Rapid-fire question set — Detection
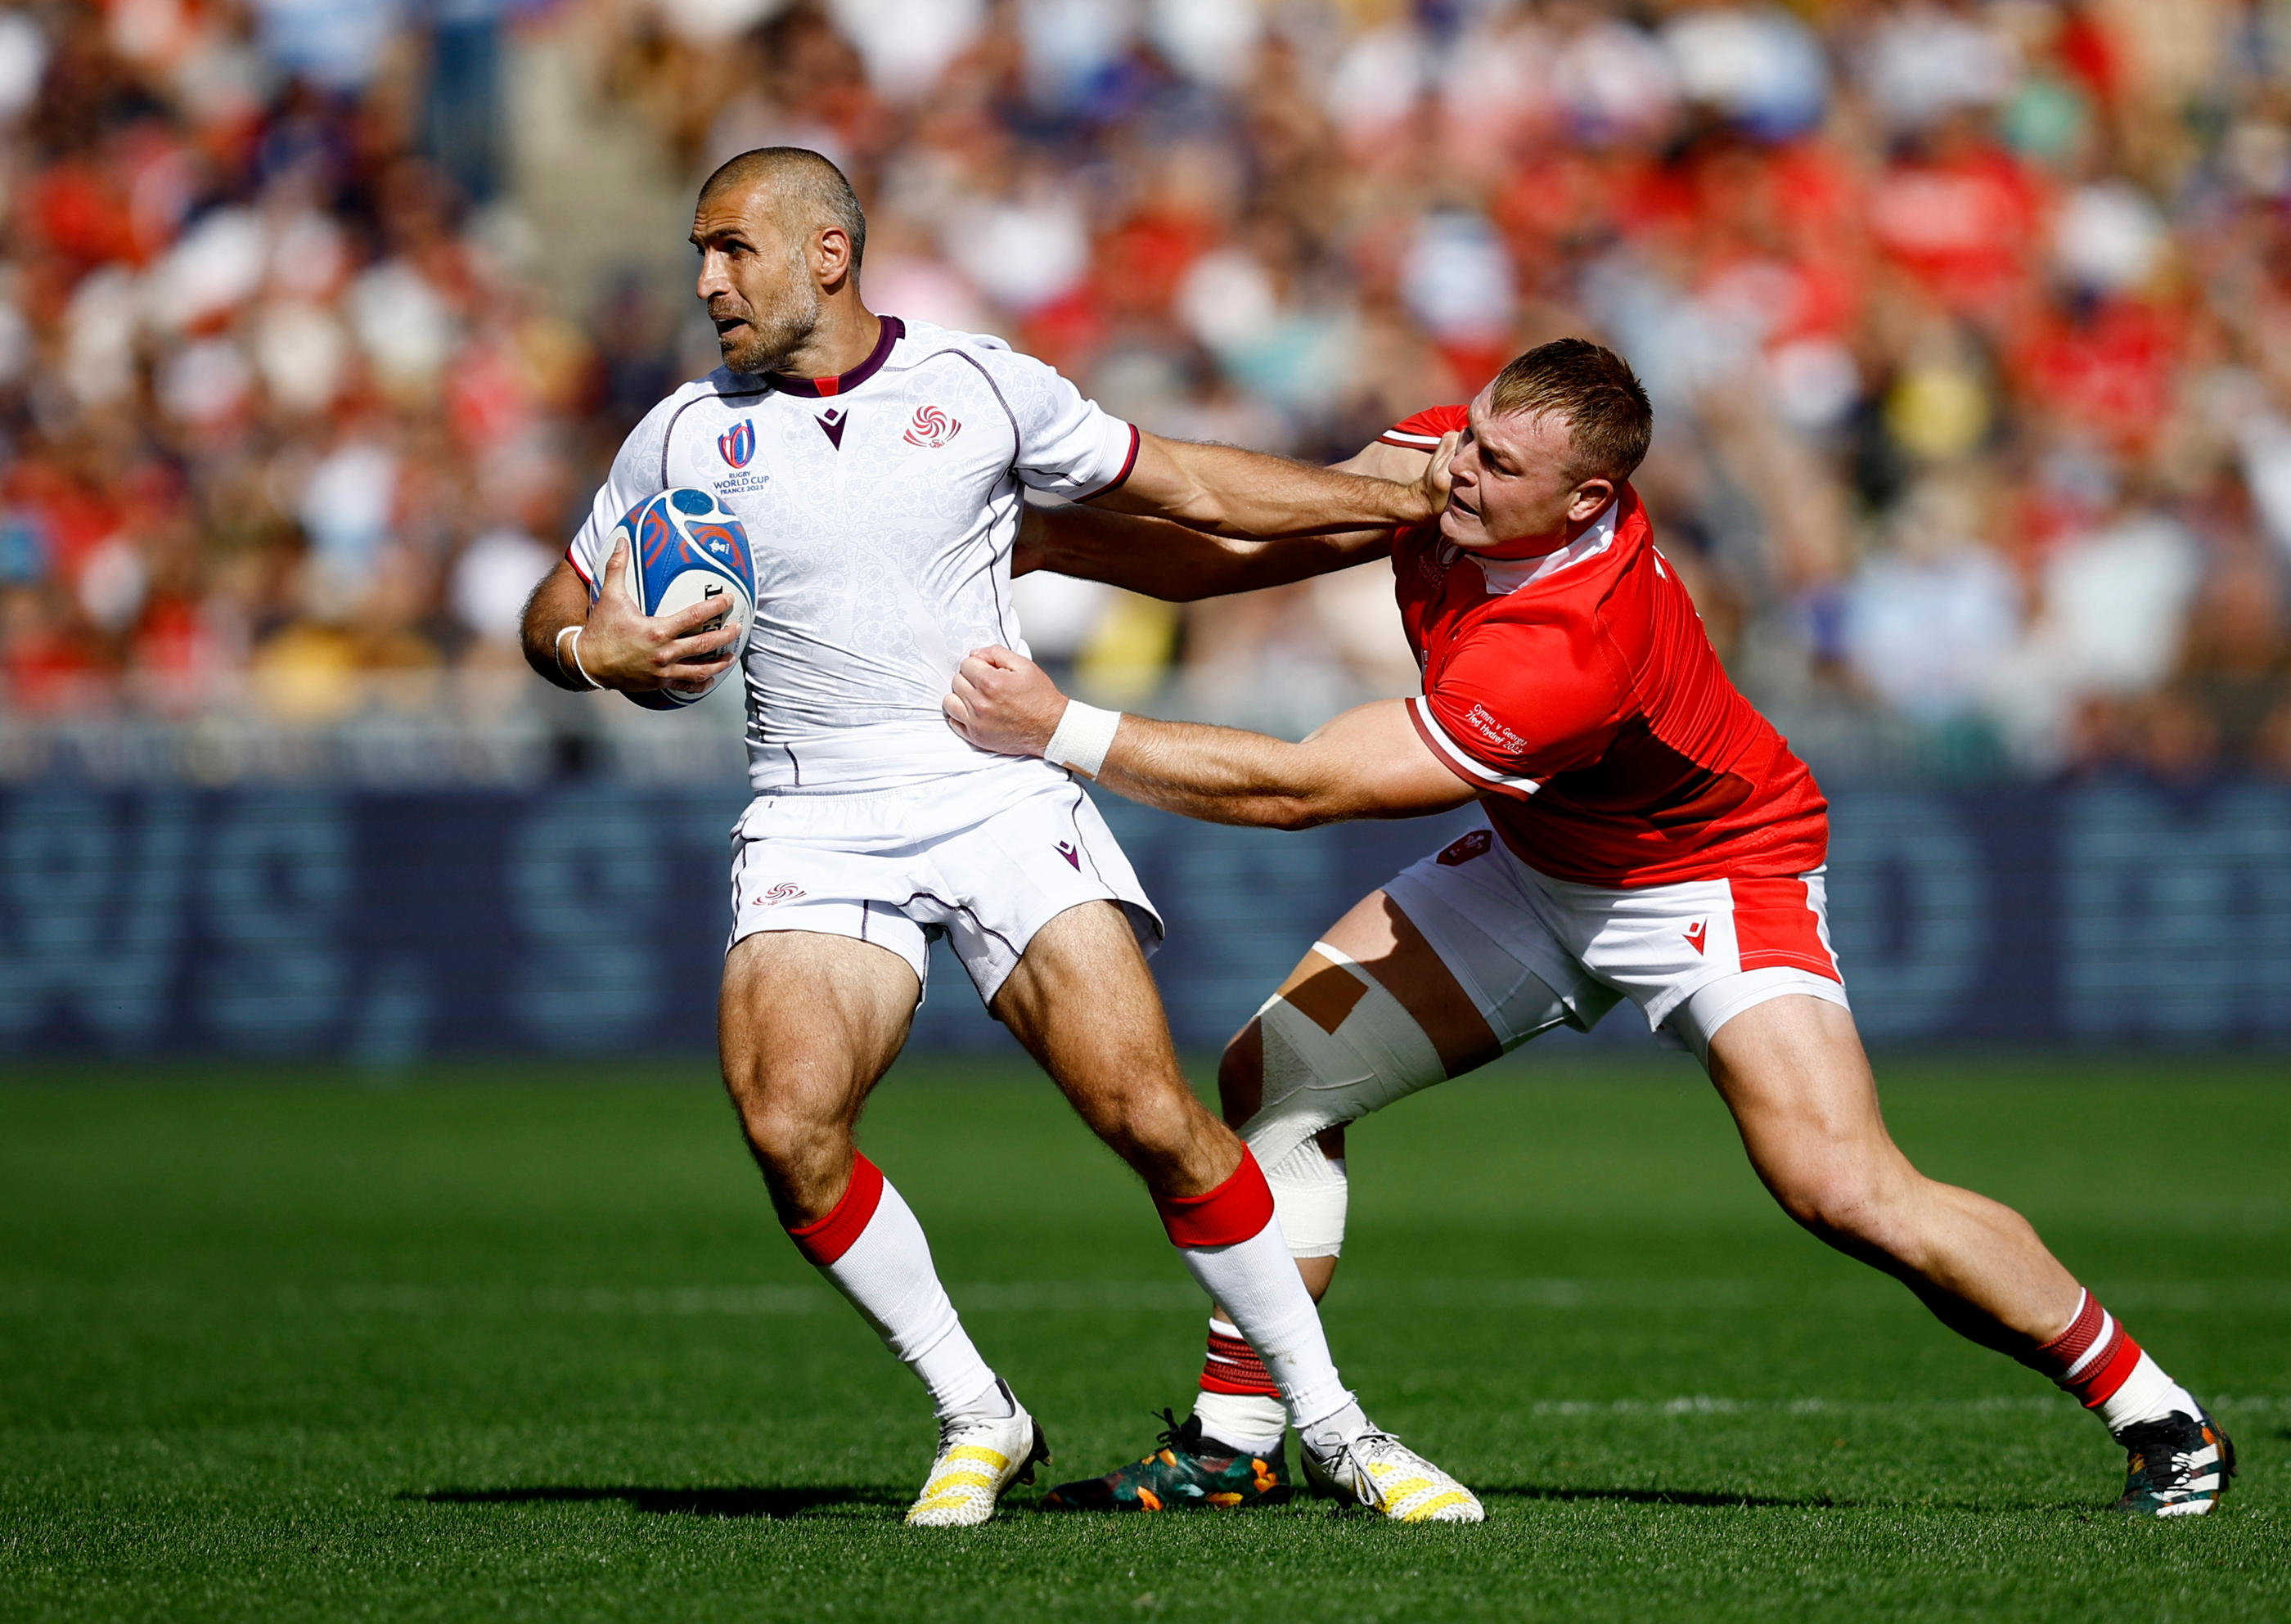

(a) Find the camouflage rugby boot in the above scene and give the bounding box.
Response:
[1040,1410,1289,1512]
[2115,1408,2235,1518]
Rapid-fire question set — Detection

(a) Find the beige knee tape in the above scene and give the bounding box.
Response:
[1240,941,1447,1173]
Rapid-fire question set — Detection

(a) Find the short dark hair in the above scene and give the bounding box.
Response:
[1485,338,1652,484]
[698,146,867,271]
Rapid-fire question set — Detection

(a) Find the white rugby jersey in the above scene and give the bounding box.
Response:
[569,316,1140,793]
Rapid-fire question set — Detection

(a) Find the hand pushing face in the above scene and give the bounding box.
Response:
[1438,389,1618,559]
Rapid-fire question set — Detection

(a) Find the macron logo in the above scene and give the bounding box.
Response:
[1685,920,1708,956]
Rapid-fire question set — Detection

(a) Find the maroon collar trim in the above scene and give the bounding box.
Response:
[767,315,903,398]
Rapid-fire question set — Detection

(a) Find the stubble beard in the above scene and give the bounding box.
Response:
[719,270,822,377]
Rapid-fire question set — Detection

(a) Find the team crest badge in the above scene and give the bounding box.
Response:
[718,418,756,469]
[1437,829,1492,867]
[903,404,960,448]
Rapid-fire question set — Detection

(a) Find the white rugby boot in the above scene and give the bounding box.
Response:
[1301,1427,1484,1523]
[904,1380,1051,1527]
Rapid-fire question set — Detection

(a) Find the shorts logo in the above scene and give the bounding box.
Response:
[756,882,805,905]
[718,418,755,468]
[1054,839,1080,870]
[1437,829,1492,866]
[1685,920,1708,955]
[903,404,960,448]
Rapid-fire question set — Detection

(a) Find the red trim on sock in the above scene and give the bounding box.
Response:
[785,1153,884,1266]
[1154,1150,1275,1249]
[1200,1329,1280,1397]
[2025,1290,2143,1407]
[2076,1330,2144,1409]
[2025,1291,2103,1376]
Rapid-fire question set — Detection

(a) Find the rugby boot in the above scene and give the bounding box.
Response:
[1040,1410,1290,1511]
[2114,1407,2235,1517]
[904,1380,1051,1527]
[1301,1428,1483,1523]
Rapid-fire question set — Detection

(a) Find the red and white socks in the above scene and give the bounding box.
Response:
[2023,1289,2199,1434]
[1152,1149,1369,1456]
[1187,1137,1347,1453]
[784,1152,1009,1424]
[1191,1318,1288,1455]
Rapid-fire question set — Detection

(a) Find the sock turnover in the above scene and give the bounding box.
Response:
[2023,1289,2198,1433]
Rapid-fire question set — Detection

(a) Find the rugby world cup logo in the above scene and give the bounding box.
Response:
[718,418,755,469]
[903,403,960,448]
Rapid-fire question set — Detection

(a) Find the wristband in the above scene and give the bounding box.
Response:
[1042,699,1122,777]
[558,624,602,691]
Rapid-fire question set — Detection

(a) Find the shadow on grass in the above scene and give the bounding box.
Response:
[1483,1484,1848,1509]
[413,1485,907,1520]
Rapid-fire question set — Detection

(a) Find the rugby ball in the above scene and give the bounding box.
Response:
[595,487,757,711]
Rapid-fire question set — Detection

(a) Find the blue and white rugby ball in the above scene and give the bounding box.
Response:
[596,487,757,712]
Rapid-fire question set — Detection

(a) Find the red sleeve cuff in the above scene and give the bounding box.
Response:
[1407,695,1542,802]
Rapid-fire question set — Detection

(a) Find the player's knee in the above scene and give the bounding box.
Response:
[1217,1023,1264,1130]
[1239,969,1446,1157]
[1092,1075,1205,1169]
[1767,1155,1908,1249]
[733,1095,840,1183]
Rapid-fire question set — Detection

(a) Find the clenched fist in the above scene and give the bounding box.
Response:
[943,646,1069,757]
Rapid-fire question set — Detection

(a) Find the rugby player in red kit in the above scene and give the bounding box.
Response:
[951,339,2231,1519]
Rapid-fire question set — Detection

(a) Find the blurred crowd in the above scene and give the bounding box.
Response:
[5,0,2291,781]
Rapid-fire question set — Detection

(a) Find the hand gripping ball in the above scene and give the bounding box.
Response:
[596,488,757,711]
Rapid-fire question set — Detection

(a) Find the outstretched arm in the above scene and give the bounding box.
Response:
[942,646,1474,830]
[1014,502,1393,601]
[1092,430,1454,538]
[1011,438,1439,601]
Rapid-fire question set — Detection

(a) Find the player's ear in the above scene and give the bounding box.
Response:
[1569,477,1615,522]
[813,223,854,288]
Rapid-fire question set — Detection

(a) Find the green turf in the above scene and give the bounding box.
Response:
[2,1053,2285,1622]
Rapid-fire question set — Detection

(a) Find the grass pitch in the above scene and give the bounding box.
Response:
[2,1051,2285,1622]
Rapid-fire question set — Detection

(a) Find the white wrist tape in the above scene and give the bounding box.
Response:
[559,624,602,691]
[1042,699,1121,777]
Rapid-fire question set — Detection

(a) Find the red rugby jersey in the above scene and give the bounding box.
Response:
[1378,405,1829,888]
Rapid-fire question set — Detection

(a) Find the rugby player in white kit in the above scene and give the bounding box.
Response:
[518,148,1481,1526]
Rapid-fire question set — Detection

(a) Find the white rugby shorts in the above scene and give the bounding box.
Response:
[727,759,1161,1004]
[1384,821,1849,1064]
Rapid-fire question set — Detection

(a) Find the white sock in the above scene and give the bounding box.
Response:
[1176,1221,1366,1448]
[791,1158,1001,1424]
[1191,1388,1286,1455]
[2096,1351,2199,1433]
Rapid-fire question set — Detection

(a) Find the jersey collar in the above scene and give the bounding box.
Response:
[1471,494,1621,596]
[765,315,904,398]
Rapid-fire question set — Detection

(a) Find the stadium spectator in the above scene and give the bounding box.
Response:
[0,0,2284,781]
